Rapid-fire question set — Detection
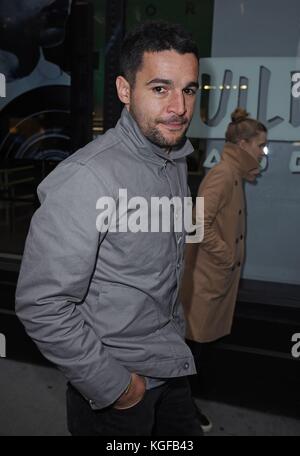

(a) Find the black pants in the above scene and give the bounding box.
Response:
[66,377,203,436]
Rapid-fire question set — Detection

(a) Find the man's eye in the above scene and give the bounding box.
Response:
[153,86,166,94]
[184,88,197,95]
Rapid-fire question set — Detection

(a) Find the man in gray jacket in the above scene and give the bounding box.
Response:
[15,20,201,436]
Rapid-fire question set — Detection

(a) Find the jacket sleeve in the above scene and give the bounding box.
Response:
[15,160,131,409]
[196,165,234,267]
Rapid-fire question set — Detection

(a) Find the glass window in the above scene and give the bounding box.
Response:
[190,0,300,285]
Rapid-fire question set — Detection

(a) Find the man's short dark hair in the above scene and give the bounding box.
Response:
[120,21,199,86]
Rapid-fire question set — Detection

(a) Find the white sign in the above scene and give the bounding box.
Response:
[188,57,300,141]
[204,146,300,173]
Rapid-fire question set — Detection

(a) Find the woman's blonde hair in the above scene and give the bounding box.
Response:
[225,108,267,143]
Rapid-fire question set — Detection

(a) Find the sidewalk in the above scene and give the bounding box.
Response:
[0,358,299,436]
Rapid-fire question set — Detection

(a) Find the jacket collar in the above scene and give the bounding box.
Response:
[115,107,194,164]
[221,142,260,180]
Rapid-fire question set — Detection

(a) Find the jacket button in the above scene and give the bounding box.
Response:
[235,238,239,243]
[237,262,241,267]
[240,235,244,240]
[231,265,235,271]
[239,209,242,215]
[235,180,238,186]
[184,363,189,370]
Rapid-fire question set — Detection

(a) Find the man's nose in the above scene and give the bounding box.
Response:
[168,91,186,116]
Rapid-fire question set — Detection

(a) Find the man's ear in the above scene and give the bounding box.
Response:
[116,76,130,106]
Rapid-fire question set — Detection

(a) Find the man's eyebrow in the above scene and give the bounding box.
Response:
[186,81,199,89]
[146,78,173,86]
[146,79,199,89]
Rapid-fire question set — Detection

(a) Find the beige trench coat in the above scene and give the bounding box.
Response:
[181,142,260,342]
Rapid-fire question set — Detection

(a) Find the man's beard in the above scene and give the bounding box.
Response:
[144,124,188,148]
[130,108,189,148]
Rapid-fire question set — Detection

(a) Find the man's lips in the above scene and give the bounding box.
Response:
[164,123,185,129]
[159,119,188,130]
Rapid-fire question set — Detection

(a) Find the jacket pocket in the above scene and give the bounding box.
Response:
[95,283,160,339]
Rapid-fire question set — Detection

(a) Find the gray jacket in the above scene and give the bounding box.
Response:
[15,108,196,409]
